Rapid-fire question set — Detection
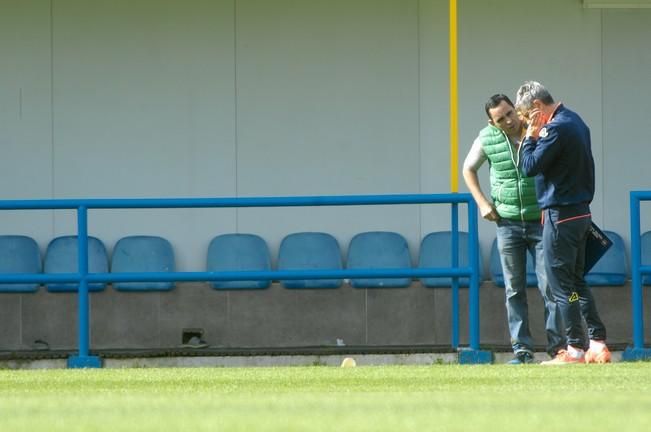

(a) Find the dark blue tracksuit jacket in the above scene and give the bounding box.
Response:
[519,104,595,210]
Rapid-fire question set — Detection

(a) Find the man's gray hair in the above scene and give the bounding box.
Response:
[515,81,554,111]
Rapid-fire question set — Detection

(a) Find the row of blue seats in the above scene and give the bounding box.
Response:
[0,231,474,292]
[0,229,643,293]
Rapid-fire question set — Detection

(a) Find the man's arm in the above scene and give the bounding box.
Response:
[520,126,562,176]
[462,138,500,221]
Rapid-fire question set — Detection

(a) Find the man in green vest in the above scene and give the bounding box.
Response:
[462,94,565,364]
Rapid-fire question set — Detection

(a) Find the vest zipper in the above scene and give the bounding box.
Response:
[505,131,525,222]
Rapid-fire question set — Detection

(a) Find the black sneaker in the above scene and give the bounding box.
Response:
[507,352,534,364]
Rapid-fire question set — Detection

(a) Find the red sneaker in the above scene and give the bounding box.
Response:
[585,346,612,364]
[541,349,585,365]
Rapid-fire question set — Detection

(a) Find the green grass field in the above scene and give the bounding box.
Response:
[1,364,650,431]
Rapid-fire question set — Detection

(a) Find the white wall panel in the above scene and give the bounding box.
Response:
[235,0,421,260]
[418,0,462,240]
[0,0,53,244]
[603,9,651,244]
[51,0,236,269]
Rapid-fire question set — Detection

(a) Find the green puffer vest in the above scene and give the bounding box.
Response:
[478,124,540,221]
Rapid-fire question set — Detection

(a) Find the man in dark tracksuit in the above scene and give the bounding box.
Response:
[516,81,611,364]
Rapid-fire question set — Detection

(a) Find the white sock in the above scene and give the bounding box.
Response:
[590,339,607,352]
[567,345,585,359]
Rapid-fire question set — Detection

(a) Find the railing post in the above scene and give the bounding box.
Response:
[631,194,643,349]
[450,204,459,349]
[458,200,492,364]
[468,200,480,350]
[623,191,651,361]
[67,205,102,368]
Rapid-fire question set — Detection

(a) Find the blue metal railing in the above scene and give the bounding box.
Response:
[629,191,651,351]
[0,193,482,367]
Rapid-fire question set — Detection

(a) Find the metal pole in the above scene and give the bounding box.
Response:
[448,0,458,193]
[77,206,90,358]
[451,203,459,349]
[468,200,480,350]
[631,193,643,349]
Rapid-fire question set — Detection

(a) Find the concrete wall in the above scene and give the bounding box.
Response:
[0,281,645,351]
[1,0,650,351]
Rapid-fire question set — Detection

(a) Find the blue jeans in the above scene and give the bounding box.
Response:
[543,205,607,350]
[496,218,565,356]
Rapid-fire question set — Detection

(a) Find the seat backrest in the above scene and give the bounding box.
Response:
[0,235,41,293]
[44,235,108,292]
[347,231,411,288]
[278,232,342,289]
[111,235,176,291]
[489,237,537,288]
[585,230,627,286]
[207,233,271,289]
[640,231,651,286]
[419,231,484,288]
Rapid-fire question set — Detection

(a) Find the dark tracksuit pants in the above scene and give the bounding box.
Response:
[542,204,607,350]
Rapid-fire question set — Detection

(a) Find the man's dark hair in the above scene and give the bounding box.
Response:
[484,94,514,119]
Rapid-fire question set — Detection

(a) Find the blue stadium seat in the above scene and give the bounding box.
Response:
[489,238,537,288]
[640,231,651,286]
[44,235,108,292]
[278,232,342,289]
[585,230,627,286]
[0,235,41,293]
[111,235,176,291]
[347,231,411,288]
[207,234,271,289]
[419,231,484,288]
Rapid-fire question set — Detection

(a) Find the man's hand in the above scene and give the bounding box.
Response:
[462,164,500,223]
[479,203,500,222]
[525,108,545,139]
